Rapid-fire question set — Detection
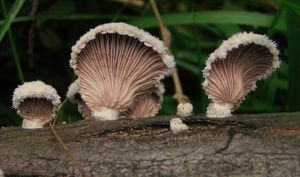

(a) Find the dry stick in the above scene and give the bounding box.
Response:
[49,122,87,177]
[149,0,189,104]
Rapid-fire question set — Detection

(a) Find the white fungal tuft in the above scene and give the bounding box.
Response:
[176,103,193,117]
[66,79,80,103]
[92,107,119,121]
[206,103,232,118]
[12,80,61,110]
[170,118,189,134]
[22,119,44,129]
[70,22,175,74]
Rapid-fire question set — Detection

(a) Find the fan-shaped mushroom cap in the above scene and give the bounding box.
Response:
[66,80,92,119]
[69,22,175,120]
[125,82,164,118]
[12,81,61,129]
[203,32,280,118]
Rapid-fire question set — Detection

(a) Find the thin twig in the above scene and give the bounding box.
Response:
[149,0,189,103]
[49,122,87,177]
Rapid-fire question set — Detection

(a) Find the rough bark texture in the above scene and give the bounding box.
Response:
[0,112,299,177]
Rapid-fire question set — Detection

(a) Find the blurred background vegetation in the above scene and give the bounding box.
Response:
[0,0,299,126]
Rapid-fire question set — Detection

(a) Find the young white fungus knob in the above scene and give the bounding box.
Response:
[70,22,175,120]
[12,80,61,129]
[203,32,280,118]
[176,102,193,117]
[170,118,189,134]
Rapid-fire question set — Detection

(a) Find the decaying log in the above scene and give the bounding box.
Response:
[0,112,299,177]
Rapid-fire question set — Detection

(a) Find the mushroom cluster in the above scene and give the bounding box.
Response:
[12,81,61,129]
[203,32,280,118]
[69,22,175,120]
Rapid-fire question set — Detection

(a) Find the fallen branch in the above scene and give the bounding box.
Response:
[0,112,299,176]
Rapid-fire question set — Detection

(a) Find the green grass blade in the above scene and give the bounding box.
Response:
[0,0,26,42]
[0,16,31,25]
[0,14,134,26]
[286,0,300,111]
[0,0,24,82]
[129,11,286,31]
[284,1,300,15]
[267,4,284,36]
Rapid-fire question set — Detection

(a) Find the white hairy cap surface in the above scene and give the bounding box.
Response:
[202,32,280,116]
[177,103,193,117]
[66,79,80,103]
[170,118,189,134]
[12,80,61,109]
[206,103,233,118]
[70,22,175,73]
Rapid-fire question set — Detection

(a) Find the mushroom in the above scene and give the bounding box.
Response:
[125,82,164,118]
[69,22,175,120]
[12,81,61,129]
[203,32,280,118]
[66,80,92,119]
[170,118,189,134]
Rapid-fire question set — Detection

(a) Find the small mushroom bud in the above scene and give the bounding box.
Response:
[125,82,164,118]
[70,22,175,120]
[12,81,61,129]
[66,80,92,119]
[177,103,193,117]
[170,118,189,134]
[203,32,280,118]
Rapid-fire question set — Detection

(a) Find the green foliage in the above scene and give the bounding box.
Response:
[286,0,300,111]
[0,0,293,126]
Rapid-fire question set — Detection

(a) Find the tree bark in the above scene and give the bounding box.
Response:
[0,112,299,177]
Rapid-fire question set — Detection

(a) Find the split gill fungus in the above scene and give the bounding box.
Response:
[70,22,175,120]
[12,81,61,129]
[203,32,280,118]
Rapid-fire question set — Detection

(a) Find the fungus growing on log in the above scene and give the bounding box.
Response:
[170,118,189,134]
[177,103,193,117]
[66,80,92,119]
[12,81,61,129]
[125,82,164,118]
[203,32,280,118]
[70,22,174,120]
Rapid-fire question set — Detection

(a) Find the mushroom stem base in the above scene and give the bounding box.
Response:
[206,103,233,118]
[22,119,44,129]
[92,107,119,121]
